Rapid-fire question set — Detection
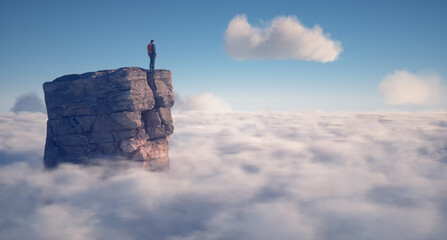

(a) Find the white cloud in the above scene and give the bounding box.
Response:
[11,92,46,113]
[173,93,231,113]
[0,112,46,167]
[224,15,342,62]
[378,70,444,105]
[1,111,447,239]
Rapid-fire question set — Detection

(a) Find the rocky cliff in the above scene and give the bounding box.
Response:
[43,67,174,170]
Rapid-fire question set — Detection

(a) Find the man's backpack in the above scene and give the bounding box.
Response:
[147,43,153,55]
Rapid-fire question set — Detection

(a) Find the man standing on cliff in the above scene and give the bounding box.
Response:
[147,40,157,70]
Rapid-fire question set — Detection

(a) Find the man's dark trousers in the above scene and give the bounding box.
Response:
[150,54,155,70]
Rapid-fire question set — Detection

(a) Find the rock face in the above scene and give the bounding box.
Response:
[43,67,174,170]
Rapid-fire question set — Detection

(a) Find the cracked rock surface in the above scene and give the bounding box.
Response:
[43,67,174,170]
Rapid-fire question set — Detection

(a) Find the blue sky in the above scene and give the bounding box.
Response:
[1,0,446,112]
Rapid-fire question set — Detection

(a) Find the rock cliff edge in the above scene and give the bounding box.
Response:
[43,67,174,170]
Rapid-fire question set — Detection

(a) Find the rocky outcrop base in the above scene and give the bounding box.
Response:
[43,67,174,170]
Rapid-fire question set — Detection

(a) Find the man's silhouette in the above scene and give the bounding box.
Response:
[147,40,157,70]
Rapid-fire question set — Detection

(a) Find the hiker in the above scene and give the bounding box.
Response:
[147,40,157,70]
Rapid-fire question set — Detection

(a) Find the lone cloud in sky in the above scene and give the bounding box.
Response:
[224,14,342,62]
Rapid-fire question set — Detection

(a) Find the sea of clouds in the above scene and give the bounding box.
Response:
[1,107,447,239]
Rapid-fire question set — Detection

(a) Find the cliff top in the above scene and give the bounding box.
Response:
[50,67,170,83]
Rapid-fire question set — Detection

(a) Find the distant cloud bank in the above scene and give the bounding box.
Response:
[10,92,46,113]
[378,70,444,105]
[224,14,342,62]
[173,93,231,113]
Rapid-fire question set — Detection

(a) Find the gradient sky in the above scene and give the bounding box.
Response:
[1,0,446,112]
